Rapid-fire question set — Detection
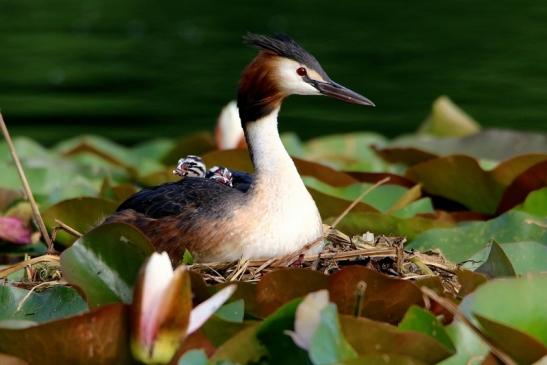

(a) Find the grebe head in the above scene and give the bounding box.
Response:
[238,33,374,123]
[173,155,206,177]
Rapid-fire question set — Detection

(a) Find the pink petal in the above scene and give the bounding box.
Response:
[0,216,32,244]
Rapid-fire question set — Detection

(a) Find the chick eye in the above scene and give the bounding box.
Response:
[296,67,307,76]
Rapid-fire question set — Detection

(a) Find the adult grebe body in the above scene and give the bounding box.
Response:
[107,33,374,262]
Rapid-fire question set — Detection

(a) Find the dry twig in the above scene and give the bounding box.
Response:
[0,113,54,252]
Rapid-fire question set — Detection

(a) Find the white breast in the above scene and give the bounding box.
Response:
[224,108,323,260]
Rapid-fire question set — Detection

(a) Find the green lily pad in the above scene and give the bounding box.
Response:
[475,241,516,278]
[0,285,87,323]
[303,177,409,213]
[474,314,547,364]
[43,197,118,246]
[407,211,547,263]
[460,274,547,345]
[60,223,154,306]
[438,321,489,365]
[398,305,455,352]
[406,155,502,214]
[256,299,311,365]
[310,304,357,365]
[518,187,547,217]
[417,96,480,137]
[329,212,453,239]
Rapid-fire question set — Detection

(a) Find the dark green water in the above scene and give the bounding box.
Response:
[1,0,547,144]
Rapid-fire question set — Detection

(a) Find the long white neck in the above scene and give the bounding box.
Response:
[245,107,297,178]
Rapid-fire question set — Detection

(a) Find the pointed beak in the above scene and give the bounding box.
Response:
[315,80,375,107]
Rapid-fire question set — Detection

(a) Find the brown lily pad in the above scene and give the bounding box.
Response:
[328,266,423,324]
[0,304,133,365]
[255,269,328,317]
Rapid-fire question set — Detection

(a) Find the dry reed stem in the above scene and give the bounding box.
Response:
[421,287,517,365]
[51,219,83,241]
[0,112,54,252]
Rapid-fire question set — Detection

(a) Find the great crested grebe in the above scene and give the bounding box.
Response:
[107,33,374,262]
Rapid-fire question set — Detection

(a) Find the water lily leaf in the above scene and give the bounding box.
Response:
[386,130,547,162]
[391,198,434,218]
[303,132,389,171]
[417,96,480,137]
[256,299,311,365]
[309,304,357,365]
[210,324,266,364]
[373,146,439,166]
[398,305,455,352]
[490,154,547,186]
[0,285,87,323]
[341,354,427,365]
[518,187,547,217]
[281,132,305,157]
[43,197,118,246]
[60,223,154,306]
[0,217,31,245]
[215,299,244,323]
[496,160,547,214]
[256,269,328,317]
[178,349,208,365]
[310,188,377,219]
[456,269,488,298]
[0,189,23,212]
[386,184,422,214]
[406,155,502,214]
[340,315,453,364]
[131,138,175,162]
[460,274,547,345]
[203,149,362,188]
[202,149,253,172]
[474,314,547,364]
[0,353,28,365]
[475,241,516,278]
[346,171,416,188]
[407,211,547,263]
[0,303,133,365]
[162,132,216,165]
[329,212,453,239]
[438,321,489,365]
[304,177,408,213]
[328,266,423,324]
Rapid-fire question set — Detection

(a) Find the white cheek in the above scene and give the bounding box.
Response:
[276,60,320,96]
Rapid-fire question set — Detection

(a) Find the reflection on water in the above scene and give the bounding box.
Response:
[1,0,546,143]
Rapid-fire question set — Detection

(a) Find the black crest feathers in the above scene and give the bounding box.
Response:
[243,33,328,79]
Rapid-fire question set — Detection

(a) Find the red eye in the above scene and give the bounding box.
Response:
[296,67,307,76]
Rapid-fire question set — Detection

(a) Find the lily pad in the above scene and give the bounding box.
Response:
[460,274,547,345]
[43,197,118,246]
[0,285,88,323]
[60,223,154,306]
[328,266,423,324]
[330,212,453,239]
[407,211,547,263]
[398,305,455,352]
[518,187,547,217]
[0,303,133,365]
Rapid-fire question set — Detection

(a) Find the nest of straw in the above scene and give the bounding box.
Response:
[189,226,460,295]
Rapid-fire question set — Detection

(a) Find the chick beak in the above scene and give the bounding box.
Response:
[315,80,375,107]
